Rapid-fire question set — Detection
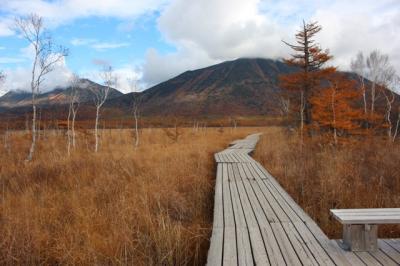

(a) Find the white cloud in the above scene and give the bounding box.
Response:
[0,17,14,37]
[70,38,97,46]
[311,0,400,72]
[142,46,217,86]
[1,0,399,90]
[142,0,290,85]
[2,57,72,94]
[141,0,400,85]
[81,64,142,93]
[0,57,25,64]
[0,0,169,31]
[91,42,130,51]
[71,38,130,51]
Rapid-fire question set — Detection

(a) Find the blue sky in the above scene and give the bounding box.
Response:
[0,0,399,94]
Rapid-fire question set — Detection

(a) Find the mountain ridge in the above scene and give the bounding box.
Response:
[0,57,395,118]
[0,79,123,108]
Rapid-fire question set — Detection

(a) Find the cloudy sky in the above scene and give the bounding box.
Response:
[0,0,399,94]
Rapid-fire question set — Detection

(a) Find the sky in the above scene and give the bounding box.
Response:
[0,0,399,95]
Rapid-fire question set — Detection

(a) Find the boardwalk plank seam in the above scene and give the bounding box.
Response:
[207,134,398,266]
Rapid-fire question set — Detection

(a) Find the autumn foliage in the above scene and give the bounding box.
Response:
[280,21,400,143]
[311,73,363,143]
[280,21,334,128]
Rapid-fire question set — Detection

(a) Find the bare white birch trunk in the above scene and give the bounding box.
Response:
[94,106,100,152]
[134,109,139,147]
[331,89,337,145]
[393,113,400,142]
[67,103,72,156]
[300,91,305,145]
[72,110,77,148]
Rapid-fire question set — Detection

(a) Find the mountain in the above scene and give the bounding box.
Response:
[1,57,395,119]
[108,58,296,116]
[0,79,123,108]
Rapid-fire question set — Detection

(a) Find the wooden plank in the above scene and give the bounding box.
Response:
[366,250,397,266]
[354,252,383,265]
[291,222,335,266]
[209,134,400,266]
[280,222,318,265]
[249,155,355,265]
[378,240,400,264]
[271,222,303,265]
[242,168,279,222]
[329,240,365,266]
[227,164,253,265]
[253,162,322,225]
[331,208,400,224]
[207,228,223,266]
[223,227,238,265]
[238,164,285,265]
[332,208,400,213]
[385,239,400,253]
[233,164,269,265]
[245,163,291,223]
[249,163,303,224]
[213,164,224,228]
[221,163,237,265]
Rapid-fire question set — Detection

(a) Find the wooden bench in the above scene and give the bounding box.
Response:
[331,208,400,251]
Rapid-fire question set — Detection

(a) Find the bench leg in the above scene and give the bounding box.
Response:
[341,224,378,251]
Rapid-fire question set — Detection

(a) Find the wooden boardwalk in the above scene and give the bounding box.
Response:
[207,133,400,265]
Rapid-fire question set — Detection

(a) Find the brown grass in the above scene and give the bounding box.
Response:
[254,127,400,239]
[0,126,259,265]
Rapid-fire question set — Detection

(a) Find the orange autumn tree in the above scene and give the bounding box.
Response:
[280,21,334,135]
[311,73,363,144]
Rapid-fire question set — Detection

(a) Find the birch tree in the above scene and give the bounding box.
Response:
[310,73,362,144]
[366,50,395,116]
[89,65,115,152]
[67,74,80,155]
[389,76,400,142]
[15,14,68,161]
[393,106,400,142]
[128,77,142,148]
[351,52,367,114]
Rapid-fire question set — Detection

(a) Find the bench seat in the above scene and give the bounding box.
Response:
[331,208,400,252]
[331,208,400,224]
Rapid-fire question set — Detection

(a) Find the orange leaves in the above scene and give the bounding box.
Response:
[311,73,363,136]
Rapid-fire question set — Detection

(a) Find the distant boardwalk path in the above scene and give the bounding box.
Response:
[207,133,400,266]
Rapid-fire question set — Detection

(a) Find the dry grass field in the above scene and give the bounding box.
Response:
[0,127,259,265]
[2,125,400,265]
[254,127,400,239]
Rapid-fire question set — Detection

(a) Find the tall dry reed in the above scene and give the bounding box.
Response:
[254,127,400,239]
[0,127,258,265]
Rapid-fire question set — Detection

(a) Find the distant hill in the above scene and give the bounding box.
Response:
[109,58,296,116]
[1,58,396,120]
[0,79,123,108]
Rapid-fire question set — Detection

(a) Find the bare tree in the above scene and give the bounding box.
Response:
[89,65,115,152]
[128,77,143,148]
[15,14,68,161]
[383,75,400,142]
[351,52,367,114]
[393,108,400,142]
[67,74,81,155]
[366,50,395,116]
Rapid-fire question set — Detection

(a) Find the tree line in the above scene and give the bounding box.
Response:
[280,21,399,144]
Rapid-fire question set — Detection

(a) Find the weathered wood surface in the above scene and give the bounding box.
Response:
[331,208,400,224]
[331,209,400,252]
[207,133,400,265]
